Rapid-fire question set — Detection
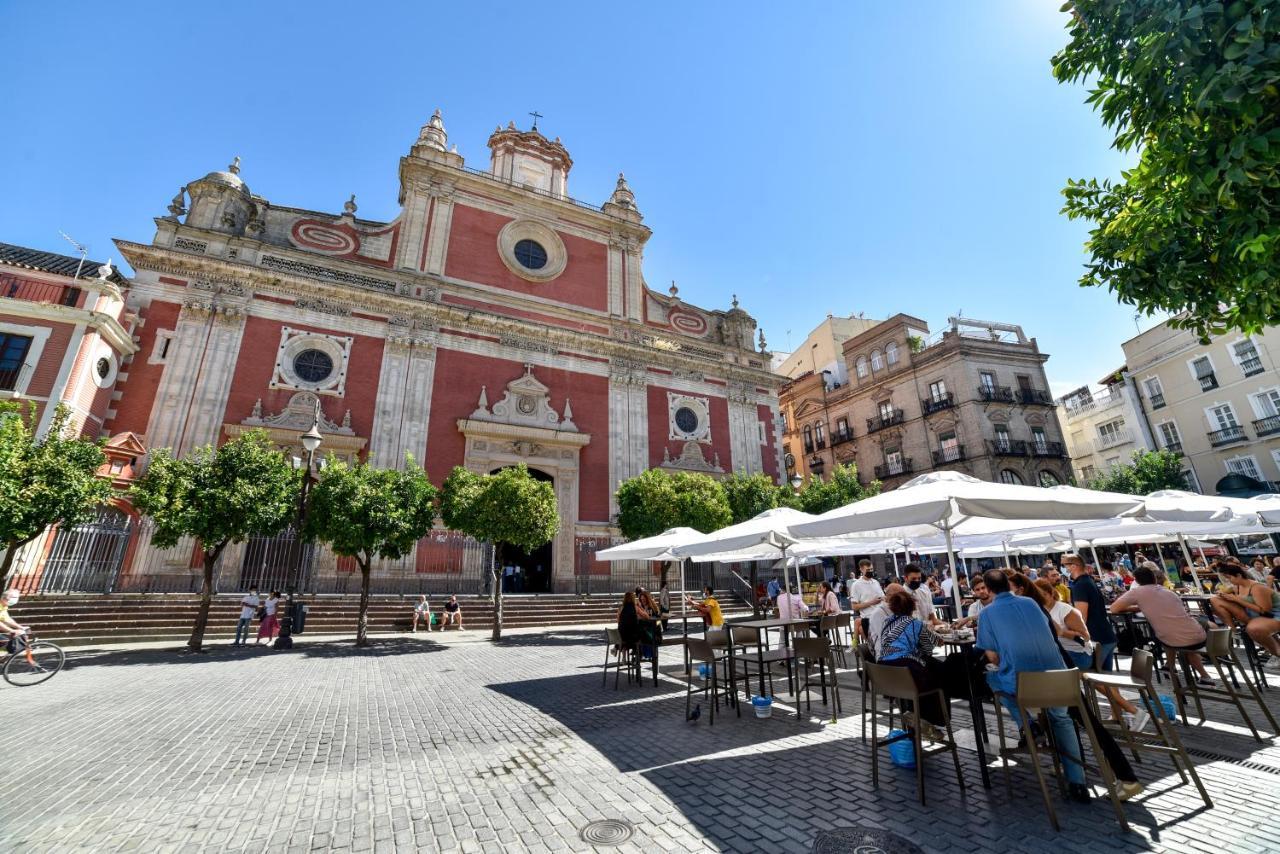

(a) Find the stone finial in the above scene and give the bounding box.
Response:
[341,410,352,429]
[508,120,517,130]
[167,186,187,219]
[96,259,114,281]
[228,156,241,175]
[251,398,263,419]
[344,194,358,216]
[418,108,448,152]
[731,294,740,310]
[607,172,637,211]
[758,328,767,352]
[669,280,679,299]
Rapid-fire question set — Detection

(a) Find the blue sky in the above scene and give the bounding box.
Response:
[1,1,1143,395]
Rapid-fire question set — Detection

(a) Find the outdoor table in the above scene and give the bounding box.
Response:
[932,633,993,789]
[729,617,808,698]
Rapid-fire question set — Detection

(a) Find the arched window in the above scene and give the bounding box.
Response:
[870,349,883,371]
[803,425,813,451]
[855,356,868,378]
[886,341,899,365]
[815,422,826,445]
[999,469,1023,485]
[1038,470,1061,487]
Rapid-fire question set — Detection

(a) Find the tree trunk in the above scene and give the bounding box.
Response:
[356,557,371,647]
[187,546,221,652]
[491,544,504,642]
[659,560,670,591]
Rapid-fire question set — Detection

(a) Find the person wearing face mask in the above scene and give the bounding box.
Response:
[848,559,885,639]
[902,564,939,626]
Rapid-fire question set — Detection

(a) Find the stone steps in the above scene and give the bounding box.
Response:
[13,591,750,646]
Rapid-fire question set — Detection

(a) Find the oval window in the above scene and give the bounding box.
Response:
[95,357,111,379]
[513,239,548,270]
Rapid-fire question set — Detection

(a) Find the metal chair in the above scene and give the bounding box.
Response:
[1082,649,1212,808]
[865,659,965,806]
[992,669,1129,833]
[793,636,842,722]
[819,614,850,668]
[685,637,739,725]
[1168,627,1277,741]
[603,628,638,689]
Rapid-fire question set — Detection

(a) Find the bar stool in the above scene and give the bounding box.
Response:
[1082,649,1212,808]
[1168,627,1277,742]
[864,659,965,806]
[684,638,739,725]
[992,669,1129,833]
[793,636,842,722]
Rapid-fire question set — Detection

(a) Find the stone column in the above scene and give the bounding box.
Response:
[607,358,650,517]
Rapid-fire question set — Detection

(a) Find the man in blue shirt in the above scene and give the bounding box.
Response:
[975,569,1090,801]
[766,577,781,605]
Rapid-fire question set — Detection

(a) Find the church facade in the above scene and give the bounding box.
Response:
[82,112,780,593]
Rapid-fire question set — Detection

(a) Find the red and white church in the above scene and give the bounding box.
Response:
[32,112,782,593]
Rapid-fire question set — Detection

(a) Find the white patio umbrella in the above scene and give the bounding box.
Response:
[670,507,820,605]
[595,527,706,634]
[1252,494,1280,525]
[789,471,1146,617]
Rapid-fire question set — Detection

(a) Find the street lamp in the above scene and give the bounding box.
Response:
[275,403,322,649]
[789,473,803,492]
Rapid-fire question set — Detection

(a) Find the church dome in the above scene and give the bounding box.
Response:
[196,157,249,195]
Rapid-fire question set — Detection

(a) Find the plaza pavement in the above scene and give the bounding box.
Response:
[4,623,1280,854]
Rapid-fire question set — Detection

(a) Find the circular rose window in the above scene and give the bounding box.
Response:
[674,406,700,434]
[513,239,548,270]
[293,349,334,383]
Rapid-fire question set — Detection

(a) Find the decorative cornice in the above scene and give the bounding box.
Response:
[456,417,591,447]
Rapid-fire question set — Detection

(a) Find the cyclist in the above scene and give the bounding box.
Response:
[0,589,28,656]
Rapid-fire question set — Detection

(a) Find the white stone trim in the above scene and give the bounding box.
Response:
[668,392,711,442]
[496,219,567,282]
[0,320,53,398]
[270,326,353,398]
[147,329,176,365]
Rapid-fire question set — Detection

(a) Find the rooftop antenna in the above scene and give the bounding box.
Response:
[1133,312,1142,332]
[786,329,792,350]
[58,231,89,282]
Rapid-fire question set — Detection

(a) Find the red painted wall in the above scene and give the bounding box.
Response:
[105,300,180,438]
[425,347,611,522]
[220,316,385,448]
[758,403,779,479]
[0,314,75,398]
[646,385,733,473]
[443,204,608,313]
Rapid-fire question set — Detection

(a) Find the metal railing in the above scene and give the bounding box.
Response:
[1148,392,1166,409]
[458,164,605,213]
[1163,440,1183,453]
[1031,441,1066,458]
[830,429,854,446]
[932,445,965,466]
[867,409,905,433]
[1207,425,1247,446]
[1240,356,1264,377]
[1094,429,1133,452]
[978,385,1014,404]
[1197,373,1219,392]
[1017,388,1054,406]
[921,393,954,415]
[1253,415,1280,438]
[988,438,1028,457]
[0,363,31,393]
[875,459,913,479]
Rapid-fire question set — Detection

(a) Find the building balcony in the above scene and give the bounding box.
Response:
[921,393,955,416]
[1148,392,1166,410]
[988,439,1028,457]
[1241,357,1264,377]
[932,445,965,466]
[1197,373,1219,392]
[830,429,854,447]
[1207,425,1247,447]
[875,459,913,480]
[814,437,827,450]
[978,385,1015,404]
[1031,441,1066,458]
[866,409,905,433]
[1063,390,1126,418]
[1163,441,1183,453]
[1254,415,1280,438]
[1017,388,1054,406]
[1,273,82,308]
[802,441,815,454]
[1093,429,1133,452]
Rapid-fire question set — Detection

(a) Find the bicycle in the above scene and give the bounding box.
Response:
[3,630,65,687]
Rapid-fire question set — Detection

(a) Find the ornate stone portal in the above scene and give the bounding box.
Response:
[457,365,590,591]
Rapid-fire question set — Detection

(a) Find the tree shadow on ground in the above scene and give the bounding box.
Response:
[494,630,605,648]
[61,637,445,669]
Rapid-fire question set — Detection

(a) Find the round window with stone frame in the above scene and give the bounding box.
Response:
[675,406,700,435]
[513,239,548,271]
[497,220,568,282]
[293,348,335,384]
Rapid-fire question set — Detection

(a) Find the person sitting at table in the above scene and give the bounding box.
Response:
[816,580,841,616]
[1248,558,1269,584]
[685,585,724,629]
[955,574,992,629]
[1110,563,1213,686]
[975,570,1093,804]
[863,582,905,656]
[1029,577,1095,670]
[1211,563,1280,673]
[617,590,641,653]
[877,589,946,739]
[902,564,940,626]
[775,583,810,622]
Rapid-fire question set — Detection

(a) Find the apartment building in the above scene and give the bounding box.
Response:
[1057,372,1156,483]
[779,314,1071,489]
[1122,320,1280,494]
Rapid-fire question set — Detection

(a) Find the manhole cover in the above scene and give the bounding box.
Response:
[579,819,634,846]
[812,826,925,854]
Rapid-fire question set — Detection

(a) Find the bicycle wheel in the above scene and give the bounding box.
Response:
[4,641,66,686]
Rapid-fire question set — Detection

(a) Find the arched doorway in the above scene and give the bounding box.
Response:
[491,466,555,593]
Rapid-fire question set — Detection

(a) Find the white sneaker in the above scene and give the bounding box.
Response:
[1264,657,1280,673]
[1129,708,1151,732]
[1113,780,1145,802]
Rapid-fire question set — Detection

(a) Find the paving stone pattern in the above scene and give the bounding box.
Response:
[4,628,1280,853]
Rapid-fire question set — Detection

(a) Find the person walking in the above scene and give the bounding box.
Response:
[412,595,433,633]
[235,586,260,646]
[256,590,281,644]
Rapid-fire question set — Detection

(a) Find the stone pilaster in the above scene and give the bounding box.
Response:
[607,358,650,516]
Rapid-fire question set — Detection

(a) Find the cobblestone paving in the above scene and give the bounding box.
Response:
[4,628,1280,853]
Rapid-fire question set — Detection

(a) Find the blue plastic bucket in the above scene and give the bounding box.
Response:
[887,729,916,768]
[751,696,773,718]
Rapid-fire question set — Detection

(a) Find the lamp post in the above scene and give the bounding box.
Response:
[275,405,323,649]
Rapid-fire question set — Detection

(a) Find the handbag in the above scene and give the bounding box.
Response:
[255,605,267,621]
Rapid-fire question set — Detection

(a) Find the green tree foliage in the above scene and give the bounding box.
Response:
[721,470,786,524]
[615,468,732,589]
[0,403,114,589]
[1055,1,1280,339]
[131,430,298,651]
[306,457,438,646]
[440,464,559,641]
[1085,449,1191,495]
[792,463,880,515]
